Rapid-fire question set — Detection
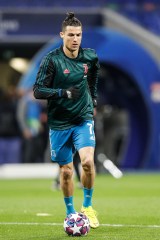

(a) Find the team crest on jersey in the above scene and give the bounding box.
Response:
[63,69,70,74]
[83,64,88,75]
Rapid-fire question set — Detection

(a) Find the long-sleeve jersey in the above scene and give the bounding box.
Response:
[33,46,100,130]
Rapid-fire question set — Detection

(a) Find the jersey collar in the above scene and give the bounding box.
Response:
[60,45,83,60]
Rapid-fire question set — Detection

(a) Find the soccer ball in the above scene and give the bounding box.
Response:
[63,212,90,236]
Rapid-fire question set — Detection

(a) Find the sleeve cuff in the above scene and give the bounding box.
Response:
[58,89,62,97]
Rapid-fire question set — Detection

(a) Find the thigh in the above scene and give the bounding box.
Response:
[72,120,96,151]
[49,128,74,165]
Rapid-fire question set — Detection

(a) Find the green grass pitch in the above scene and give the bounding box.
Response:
[1,173,160,239]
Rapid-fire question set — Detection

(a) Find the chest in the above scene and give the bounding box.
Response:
[53,57,91,87]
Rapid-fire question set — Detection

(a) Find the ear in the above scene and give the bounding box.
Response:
[60,32,64,39]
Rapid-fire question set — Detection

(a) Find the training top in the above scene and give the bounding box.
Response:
[33,46,100,130]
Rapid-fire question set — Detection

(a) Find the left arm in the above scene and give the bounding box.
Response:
[87,53,100,107]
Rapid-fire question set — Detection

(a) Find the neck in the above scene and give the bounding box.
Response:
[63,46,79,58]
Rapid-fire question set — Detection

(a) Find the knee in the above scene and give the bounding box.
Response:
[60,166,73,181]
[81,156,94,173]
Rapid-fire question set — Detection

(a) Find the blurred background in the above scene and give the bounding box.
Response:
[0,0,160,178]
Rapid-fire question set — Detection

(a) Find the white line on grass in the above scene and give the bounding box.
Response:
[0,222,160,228]
[0,222,62,226]
[36,213,52,217]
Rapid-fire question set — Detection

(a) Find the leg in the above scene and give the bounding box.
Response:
[22,138,33,163]
[59,162,74,197]
[79,146,95,207]
[49,128,76,215]
[78,146,95,189]
[79,146,99,228]
[59,162,76,215]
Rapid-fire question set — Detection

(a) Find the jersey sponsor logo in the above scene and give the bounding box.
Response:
[63,69,70,74]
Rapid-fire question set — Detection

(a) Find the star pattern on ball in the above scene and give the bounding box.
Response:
[64,212,90,236]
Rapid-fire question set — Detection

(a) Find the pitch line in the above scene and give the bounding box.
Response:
[0,222,160,228]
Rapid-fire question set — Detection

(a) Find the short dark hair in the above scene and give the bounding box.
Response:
[62,12,82,31]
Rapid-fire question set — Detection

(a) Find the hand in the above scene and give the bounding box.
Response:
[62,86,80,99]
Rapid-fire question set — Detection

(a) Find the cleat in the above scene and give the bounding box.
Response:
[81,206,99,228]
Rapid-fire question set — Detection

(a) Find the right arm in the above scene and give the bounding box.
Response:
[33,55,60,99]
[33,55,80,100]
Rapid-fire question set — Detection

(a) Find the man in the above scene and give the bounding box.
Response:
[33,12,100,228]
[17,90,47,163]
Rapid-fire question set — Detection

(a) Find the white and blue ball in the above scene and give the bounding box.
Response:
[64,212,90,236]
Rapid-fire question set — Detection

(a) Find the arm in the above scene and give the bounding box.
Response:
[33,55,80,100]
[33,55,59,99]
[87,54,100,107]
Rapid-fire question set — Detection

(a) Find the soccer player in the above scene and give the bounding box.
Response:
[33,12,100,228]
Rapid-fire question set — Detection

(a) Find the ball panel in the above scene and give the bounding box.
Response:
[64,212,90,236]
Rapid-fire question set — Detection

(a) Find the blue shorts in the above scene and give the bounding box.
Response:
[49,120,96,166]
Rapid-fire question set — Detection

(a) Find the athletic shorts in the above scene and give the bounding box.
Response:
[49,120,95,166]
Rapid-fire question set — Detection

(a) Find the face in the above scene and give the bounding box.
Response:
[60,26,82,54]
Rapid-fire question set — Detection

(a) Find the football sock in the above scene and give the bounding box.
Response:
[83,188,93,207]
[64,196,76,215]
